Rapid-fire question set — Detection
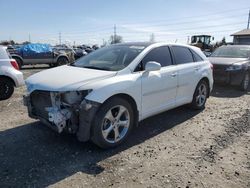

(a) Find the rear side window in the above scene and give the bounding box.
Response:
[142,46,173,67]
[191,50,204,62]
[172,46,194,64]
[0,47,9,59]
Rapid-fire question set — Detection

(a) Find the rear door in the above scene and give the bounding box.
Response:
[140,46,178,118]
[170,46,202,105]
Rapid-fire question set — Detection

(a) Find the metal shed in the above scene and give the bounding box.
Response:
[231,29,250,45]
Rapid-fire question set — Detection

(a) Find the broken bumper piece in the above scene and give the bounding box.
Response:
[23,91,100,141]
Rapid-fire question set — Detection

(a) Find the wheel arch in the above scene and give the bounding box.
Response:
[56,55,70,62]
[0,75,16,87]
[11,55,23,65]
[199,77,210,97]
[105,93,138,112]
[96,93,139,126]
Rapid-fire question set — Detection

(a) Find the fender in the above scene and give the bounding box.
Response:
[84,73,142,113]
[55,54,71,63]
[0,66,24,87]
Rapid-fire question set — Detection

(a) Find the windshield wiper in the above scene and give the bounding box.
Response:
[82,66,110,71]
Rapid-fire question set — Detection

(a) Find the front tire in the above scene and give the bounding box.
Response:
[91,97,134,149]
[0,78,14,100]
[190,80,209,110]
[240,72,249,91]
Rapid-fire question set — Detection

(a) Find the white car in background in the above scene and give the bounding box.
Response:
[0,46,24,100]
[24,42,213,148]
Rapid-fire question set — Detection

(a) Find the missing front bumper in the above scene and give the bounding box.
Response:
[23,93,100,141]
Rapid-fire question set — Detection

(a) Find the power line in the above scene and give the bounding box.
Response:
[117,7,250,25]
[30,9,250,40]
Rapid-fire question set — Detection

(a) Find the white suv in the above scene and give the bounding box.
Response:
[24,42,213,148]
[0,46,24,100]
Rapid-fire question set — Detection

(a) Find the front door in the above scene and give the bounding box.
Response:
[140,46,178,119]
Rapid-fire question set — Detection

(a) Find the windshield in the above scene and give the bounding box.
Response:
[73,45,145,71]
[211,46,250,58]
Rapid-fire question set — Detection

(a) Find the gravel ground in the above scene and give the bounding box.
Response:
[0,65,249,188]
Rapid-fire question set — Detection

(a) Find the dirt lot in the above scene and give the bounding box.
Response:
[0,66,249,188]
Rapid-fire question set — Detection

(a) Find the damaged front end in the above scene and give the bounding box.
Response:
[23,90,100,142]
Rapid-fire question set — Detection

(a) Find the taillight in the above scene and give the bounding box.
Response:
[210,63,213,70]
[10,60,19,70]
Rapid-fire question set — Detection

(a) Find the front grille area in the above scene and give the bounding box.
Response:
[212,64,230,83]
[30,90,52,119]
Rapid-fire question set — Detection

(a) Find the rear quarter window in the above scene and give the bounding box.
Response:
[0,47,10,59]
[172,46,194,64]
[191,50,204,62]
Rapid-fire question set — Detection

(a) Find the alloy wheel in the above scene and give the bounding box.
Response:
[196,83,207,107]
[101,105,130,144]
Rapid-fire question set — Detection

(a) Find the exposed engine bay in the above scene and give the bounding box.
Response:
[23,90,99,142]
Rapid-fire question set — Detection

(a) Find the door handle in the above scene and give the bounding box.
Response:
[171,73,177,77]
[194,67,200,71]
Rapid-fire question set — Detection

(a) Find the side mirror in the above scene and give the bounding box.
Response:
[145,61,161,72]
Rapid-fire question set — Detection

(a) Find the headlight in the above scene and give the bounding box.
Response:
[61,90,92,105]
[226,63,243,71]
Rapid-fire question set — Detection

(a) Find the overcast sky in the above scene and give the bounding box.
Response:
[0,0,249,45]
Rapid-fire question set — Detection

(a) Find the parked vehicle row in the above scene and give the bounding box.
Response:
[6,44,99,67]
[23,42,213,148]
[9,43,75,68]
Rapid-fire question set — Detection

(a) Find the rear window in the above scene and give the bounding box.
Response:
[0,47,10,59]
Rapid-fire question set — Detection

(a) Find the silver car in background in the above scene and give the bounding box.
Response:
[0,46,24,100]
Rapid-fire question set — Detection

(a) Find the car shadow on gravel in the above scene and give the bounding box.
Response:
[0,107,201,187]
[211,84,250,98]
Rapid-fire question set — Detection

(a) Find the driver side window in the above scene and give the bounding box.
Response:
[135,46,173,71]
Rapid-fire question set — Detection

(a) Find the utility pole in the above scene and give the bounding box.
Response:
[29,34,31,43]
[59,32,62,45]
[114,24,117,44]
[247,9,250,29]
[187,36,190,44]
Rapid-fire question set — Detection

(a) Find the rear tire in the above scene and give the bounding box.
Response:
[57,57,69,66]
[0,77,14,100]
[190,80,209,110]
[91,97,134,149]
[240,72,249,91]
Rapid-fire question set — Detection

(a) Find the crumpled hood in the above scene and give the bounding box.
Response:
[26,65,117,93]
[208,57,248,65]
